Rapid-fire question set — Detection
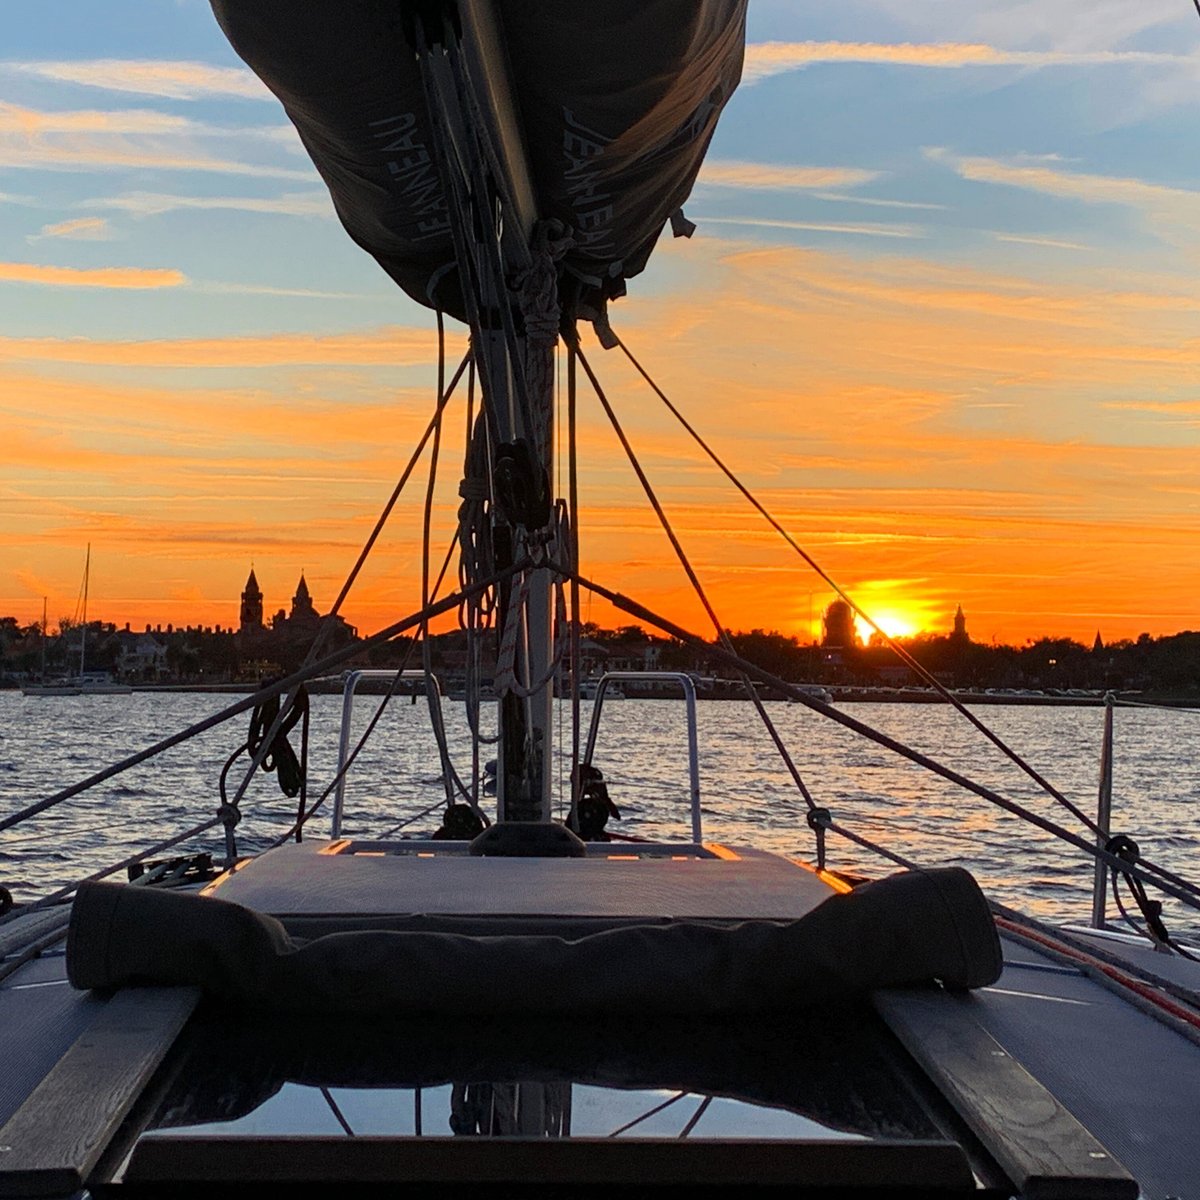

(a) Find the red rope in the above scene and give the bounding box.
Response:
[994,914,1200,1032]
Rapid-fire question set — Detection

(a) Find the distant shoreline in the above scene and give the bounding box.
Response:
[6,681,1188,707]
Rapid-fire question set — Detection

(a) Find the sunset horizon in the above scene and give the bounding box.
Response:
[4,3,1200,650]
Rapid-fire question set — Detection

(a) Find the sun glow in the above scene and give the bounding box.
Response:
[854,608,922,642]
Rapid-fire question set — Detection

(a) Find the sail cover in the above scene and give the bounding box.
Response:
[67,868,1002,1014]
[210,0,749,320]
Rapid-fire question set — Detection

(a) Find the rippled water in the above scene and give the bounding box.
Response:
[2,690,1198,939]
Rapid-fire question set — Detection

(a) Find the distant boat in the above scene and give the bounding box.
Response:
[21,681,82,697]
[580,679,625,700]
[77,676,132,696]
[21,550,131,697]
[21,597,81,697]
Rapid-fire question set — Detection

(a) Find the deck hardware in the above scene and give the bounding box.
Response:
[583,671,701,842]
[332,670,447,837]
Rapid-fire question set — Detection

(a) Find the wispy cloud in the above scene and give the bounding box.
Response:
[813,192,946,211]
[4,59,270,101]
[989,232,1090,251]
[0,325,460,367]
[0,261,184,288]
[0,101,311,179]
[699,160,879,190]
[84,190,331,218]
[0,102,190,134]
[695,216,924,240]
[189,281,375,300]
[742,40,1200,84]
[926,148,1200,237]
[29,216,113,241]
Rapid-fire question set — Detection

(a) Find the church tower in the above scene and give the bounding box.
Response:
[239,567,263,633]
[291,572,319,625]
[951,604,968,643]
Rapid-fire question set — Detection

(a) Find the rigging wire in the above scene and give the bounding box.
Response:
[0,562,530,840]
[571,337,821,831]
[548,562,1200,912]
[567,342,583,826]
[2,816,222,922]
[274,528,475,846]
[556,344,565,819]
[375,797,453,841]
[607,1092,688,1138]
[421,310,466,807]
[572,338,1200,892]
[678,1096,713,1139]
[612,333,1105,839]
[320,1088,356,1138]
[223,349,472,821]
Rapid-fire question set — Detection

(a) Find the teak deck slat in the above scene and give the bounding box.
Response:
[0,985,198,1199]
[122,1135,976,1192]
[874,987,1138,1200]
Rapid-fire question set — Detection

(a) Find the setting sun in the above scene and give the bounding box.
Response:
[854,609,922,643]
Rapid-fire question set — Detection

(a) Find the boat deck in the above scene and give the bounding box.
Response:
[204,838,838,928]
[2,853,1199,1197]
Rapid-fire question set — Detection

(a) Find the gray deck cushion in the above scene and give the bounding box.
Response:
[66,867,1000,1014]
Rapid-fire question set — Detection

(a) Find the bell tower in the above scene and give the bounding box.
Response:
[951,603,968,643]
[291,572,318,622]
[240,567,264,633]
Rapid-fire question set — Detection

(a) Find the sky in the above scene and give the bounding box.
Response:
[2,0,1200,647]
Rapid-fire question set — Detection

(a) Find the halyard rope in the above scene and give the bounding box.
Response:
[612,332,1107,840]
[571,336,821,828]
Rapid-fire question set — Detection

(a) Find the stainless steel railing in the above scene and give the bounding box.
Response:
[582,672,703,843]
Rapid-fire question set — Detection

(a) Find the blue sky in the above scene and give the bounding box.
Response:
[3,1,1200,642]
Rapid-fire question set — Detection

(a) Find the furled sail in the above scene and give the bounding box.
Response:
[210,0,748,320]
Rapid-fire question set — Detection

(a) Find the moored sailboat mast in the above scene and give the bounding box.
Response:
[78,542,90,680]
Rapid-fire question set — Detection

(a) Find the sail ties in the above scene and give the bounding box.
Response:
[515,219,573,346]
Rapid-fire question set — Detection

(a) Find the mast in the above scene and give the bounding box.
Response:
[425,3,555,822]
[212,0,750,828]
[40,596,47,681]
[79,543,91,678]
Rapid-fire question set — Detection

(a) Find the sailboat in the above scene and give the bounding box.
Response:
[2,3,1199,1197]
[74,546,132,696]
[19,597,82,697]
[22,547,132,698]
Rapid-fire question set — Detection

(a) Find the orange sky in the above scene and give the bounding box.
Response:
[4,233,1199,646]
[4,8,1200,648]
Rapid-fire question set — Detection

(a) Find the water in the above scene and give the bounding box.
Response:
[2,691,1198,939]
